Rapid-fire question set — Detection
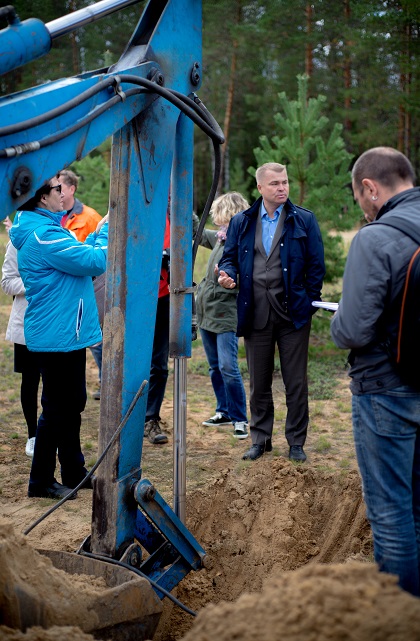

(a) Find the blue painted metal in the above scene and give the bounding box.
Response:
[136,479,206,569]
[0,15,51,76]
[0,0,209,595]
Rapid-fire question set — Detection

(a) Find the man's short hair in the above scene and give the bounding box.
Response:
[352,147,415,192]
[256,162,287,184]
[57,169,79,190]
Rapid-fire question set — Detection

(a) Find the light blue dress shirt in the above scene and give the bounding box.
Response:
[260,203,284,256]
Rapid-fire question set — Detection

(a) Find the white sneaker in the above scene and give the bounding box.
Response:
[233,422,249,439]
[25,437,35,458]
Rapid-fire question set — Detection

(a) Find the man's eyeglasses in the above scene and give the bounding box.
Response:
[49,184,62,194]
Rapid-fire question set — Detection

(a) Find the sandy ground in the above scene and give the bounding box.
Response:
[1,291,419,639]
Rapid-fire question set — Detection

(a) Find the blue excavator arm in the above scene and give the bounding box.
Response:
[0,0,223,599]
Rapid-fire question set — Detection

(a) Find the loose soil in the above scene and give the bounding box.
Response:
[1,281,419,639]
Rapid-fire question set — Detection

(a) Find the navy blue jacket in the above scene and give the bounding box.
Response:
[218,197,325,336]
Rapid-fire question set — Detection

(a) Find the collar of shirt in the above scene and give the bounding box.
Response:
[260,203,283,222]
[260,204,284,256]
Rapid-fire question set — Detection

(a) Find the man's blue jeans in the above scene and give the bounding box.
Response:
[352,386,420,596]
[200,328,247,424]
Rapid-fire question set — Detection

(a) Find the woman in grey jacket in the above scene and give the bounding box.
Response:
[196,192,249,439]
[1,240,41,458]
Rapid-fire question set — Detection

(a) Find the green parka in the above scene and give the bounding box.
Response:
[196,229,238,334]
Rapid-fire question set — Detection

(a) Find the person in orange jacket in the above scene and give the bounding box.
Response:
[59,169,102,242]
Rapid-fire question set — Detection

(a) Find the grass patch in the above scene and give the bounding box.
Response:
[336,401,351,413]
[339,458,351,469]
[308,355,346,401]
[314,435,332,453]
[188,359,209,376]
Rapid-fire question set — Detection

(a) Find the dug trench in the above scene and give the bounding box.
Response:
[3,461,420,641]
[1,361,420,639]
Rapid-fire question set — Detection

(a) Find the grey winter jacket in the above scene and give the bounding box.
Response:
[330,187,420,394]
[196,229,238,333]
[1,240,27,345]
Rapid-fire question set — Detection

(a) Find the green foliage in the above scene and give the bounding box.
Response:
[229,158,253,204]
[2,1,420,215]
[251,75,360,282]
[69,141,111,216]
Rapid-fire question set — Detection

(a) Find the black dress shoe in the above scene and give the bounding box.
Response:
[242,440,272,461]
[289,445,307,462]
[28,481,77,500]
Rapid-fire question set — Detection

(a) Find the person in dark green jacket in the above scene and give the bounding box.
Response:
[196,192,249,440]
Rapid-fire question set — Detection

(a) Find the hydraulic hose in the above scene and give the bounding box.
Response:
[0,75,224,157]
[0,76,121,137]
[22,380,148,536]
[80,551,197,617]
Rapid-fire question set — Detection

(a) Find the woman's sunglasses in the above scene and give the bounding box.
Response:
[48,184,62,194]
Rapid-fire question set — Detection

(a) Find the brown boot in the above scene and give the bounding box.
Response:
[144,419,168,444]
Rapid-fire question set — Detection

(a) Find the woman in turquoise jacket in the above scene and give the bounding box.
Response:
[9,175,108,501]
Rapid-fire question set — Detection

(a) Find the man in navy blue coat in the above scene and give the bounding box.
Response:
[218,162,325,461]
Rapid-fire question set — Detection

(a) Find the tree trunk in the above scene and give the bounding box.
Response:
[218,45,238,194]
[398,22,411,157]
[343,0,352,135]
[305,3,313,79]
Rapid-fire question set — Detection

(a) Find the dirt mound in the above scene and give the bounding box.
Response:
[0,519,161,640]
[154,459,372,640]
[0,519,103,632]
[181,562,420,641]
[0,626,97,641]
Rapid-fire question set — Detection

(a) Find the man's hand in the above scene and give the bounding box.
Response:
[218,270,236,289]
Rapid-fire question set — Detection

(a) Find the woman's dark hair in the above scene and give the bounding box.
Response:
[21,180,54,211]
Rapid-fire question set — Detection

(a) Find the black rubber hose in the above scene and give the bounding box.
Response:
[0,81,224,157]
[80,551,197,617]
[0,5,17,24]
[0,86,147,157]
[22,380,148,536]
[0,76,121,137]
[119,75,224,144]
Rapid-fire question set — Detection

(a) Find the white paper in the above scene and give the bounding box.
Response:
[312,301,339,312]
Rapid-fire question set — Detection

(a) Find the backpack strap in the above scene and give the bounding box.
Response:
[373,214,420,245]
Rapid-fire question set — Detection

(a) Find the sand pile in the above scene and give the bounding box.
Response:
[0,519,161,640]
[0,460,377,641]
[0,625,97,641]
[181,562,420,641]
[154,459,373,640]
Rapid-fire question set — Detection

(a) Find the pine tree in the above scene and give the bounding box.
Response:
[70,141,111,217]
[251,74,360,282]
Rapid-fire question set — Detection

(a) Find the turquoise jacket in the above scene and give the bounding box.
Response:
[9,207,108,352]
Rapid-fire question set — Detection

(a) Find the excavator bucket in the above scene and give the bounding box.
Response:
[0,545,163,641]
[39,550,163,640]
